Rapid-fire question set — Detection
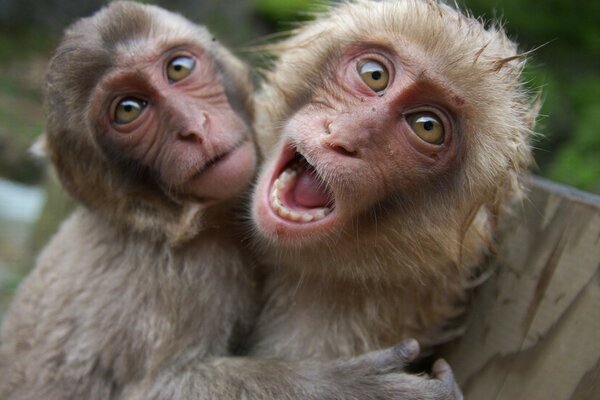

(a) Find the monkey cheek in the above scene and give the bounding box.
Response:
[185,140,257,201]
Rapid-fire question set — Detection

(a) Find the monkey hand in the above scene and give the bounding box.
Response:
[120,340,462,400]
[322,339,464,400]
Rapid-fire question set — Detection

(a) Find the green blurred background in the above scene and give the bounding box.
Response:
[0,0,598,316]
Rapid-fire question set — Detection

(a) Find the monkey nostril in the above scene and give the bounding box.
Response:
[323,119,358,156]
[177,112,209,143]
[200,111,210,130]
[327,142,357,157]
[177,130,204,143]
[324,120,332,135]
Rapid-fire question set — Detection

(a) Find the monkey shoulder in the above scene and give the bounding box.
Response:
[0,206,256,389]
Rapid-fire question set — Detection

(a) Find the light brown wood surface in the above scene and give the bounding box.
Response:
[443,177,600,400]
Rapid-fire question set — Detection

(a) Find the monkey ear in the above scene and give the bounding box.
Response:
[29,132,49,159]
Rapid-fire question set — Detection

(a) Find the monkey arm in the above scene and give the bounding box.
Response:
[0,210,458,400]
[121,340,463,400]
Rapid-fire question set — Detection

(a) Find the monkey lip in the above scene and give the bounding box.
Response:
[193,139,247,178]
[267,148,335,225]
[186,138,256,201]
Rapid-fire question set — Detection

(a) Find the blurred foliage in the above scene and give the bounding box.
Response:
[253,0,319,22]
[0,28,55,61]
[0,28,47,184]
[463,0,600,192]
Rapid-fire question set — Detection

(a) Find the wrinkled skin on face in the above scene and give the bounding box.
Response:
[43,5,257,242]
[91,44,256,204]
[253,42,464,247]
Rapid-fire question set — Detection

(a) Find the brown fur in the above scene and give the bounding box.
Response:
[248,0,536,362]
[0,2,460,399]
[0,1,532,399]
[0,2,259,398]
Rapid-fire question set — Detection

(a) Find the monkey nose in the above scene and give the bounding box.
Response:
[325,140,358,157]
[177,112,209,143]
[322,119,359,157]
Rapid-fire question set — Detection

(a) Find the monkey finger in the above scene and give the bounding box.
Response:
[431,359,463,400]
[431,359,452,382]
[352,338,420,373]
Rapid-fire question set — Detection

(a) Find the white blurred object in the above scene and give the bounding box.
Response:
[0,178,46,223]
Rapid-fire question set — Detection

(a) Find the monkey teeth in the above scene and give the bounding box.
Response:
[270,167,332,223]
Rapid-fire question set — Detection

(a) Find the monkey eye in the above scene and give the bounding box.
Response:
[167,56,196,82]
[406,112,445,145]
[358,60,389,94]
[114,97,148,125]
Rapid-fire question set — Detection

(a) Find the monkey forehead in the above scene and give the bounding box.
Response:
[259,0,530,135]
[50,1,250,121]
[289,1,518,63]
[267,0,523,107]
[90,2,252,117]
[93,2,213,61]
[82,1,249,79]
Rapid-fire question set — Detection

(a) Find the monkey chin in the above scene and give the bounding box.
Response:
[253,144,340,245]
[185,138,256,202]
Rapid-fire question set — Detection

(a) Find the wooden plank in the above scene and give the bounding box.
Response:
[443,177,600,400]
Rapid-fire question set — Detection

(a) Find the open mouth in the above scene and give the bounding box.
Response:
[268,149,335,223]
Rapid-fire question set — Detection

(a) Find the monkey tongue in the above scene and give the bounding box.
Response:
[292,170,331,209]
